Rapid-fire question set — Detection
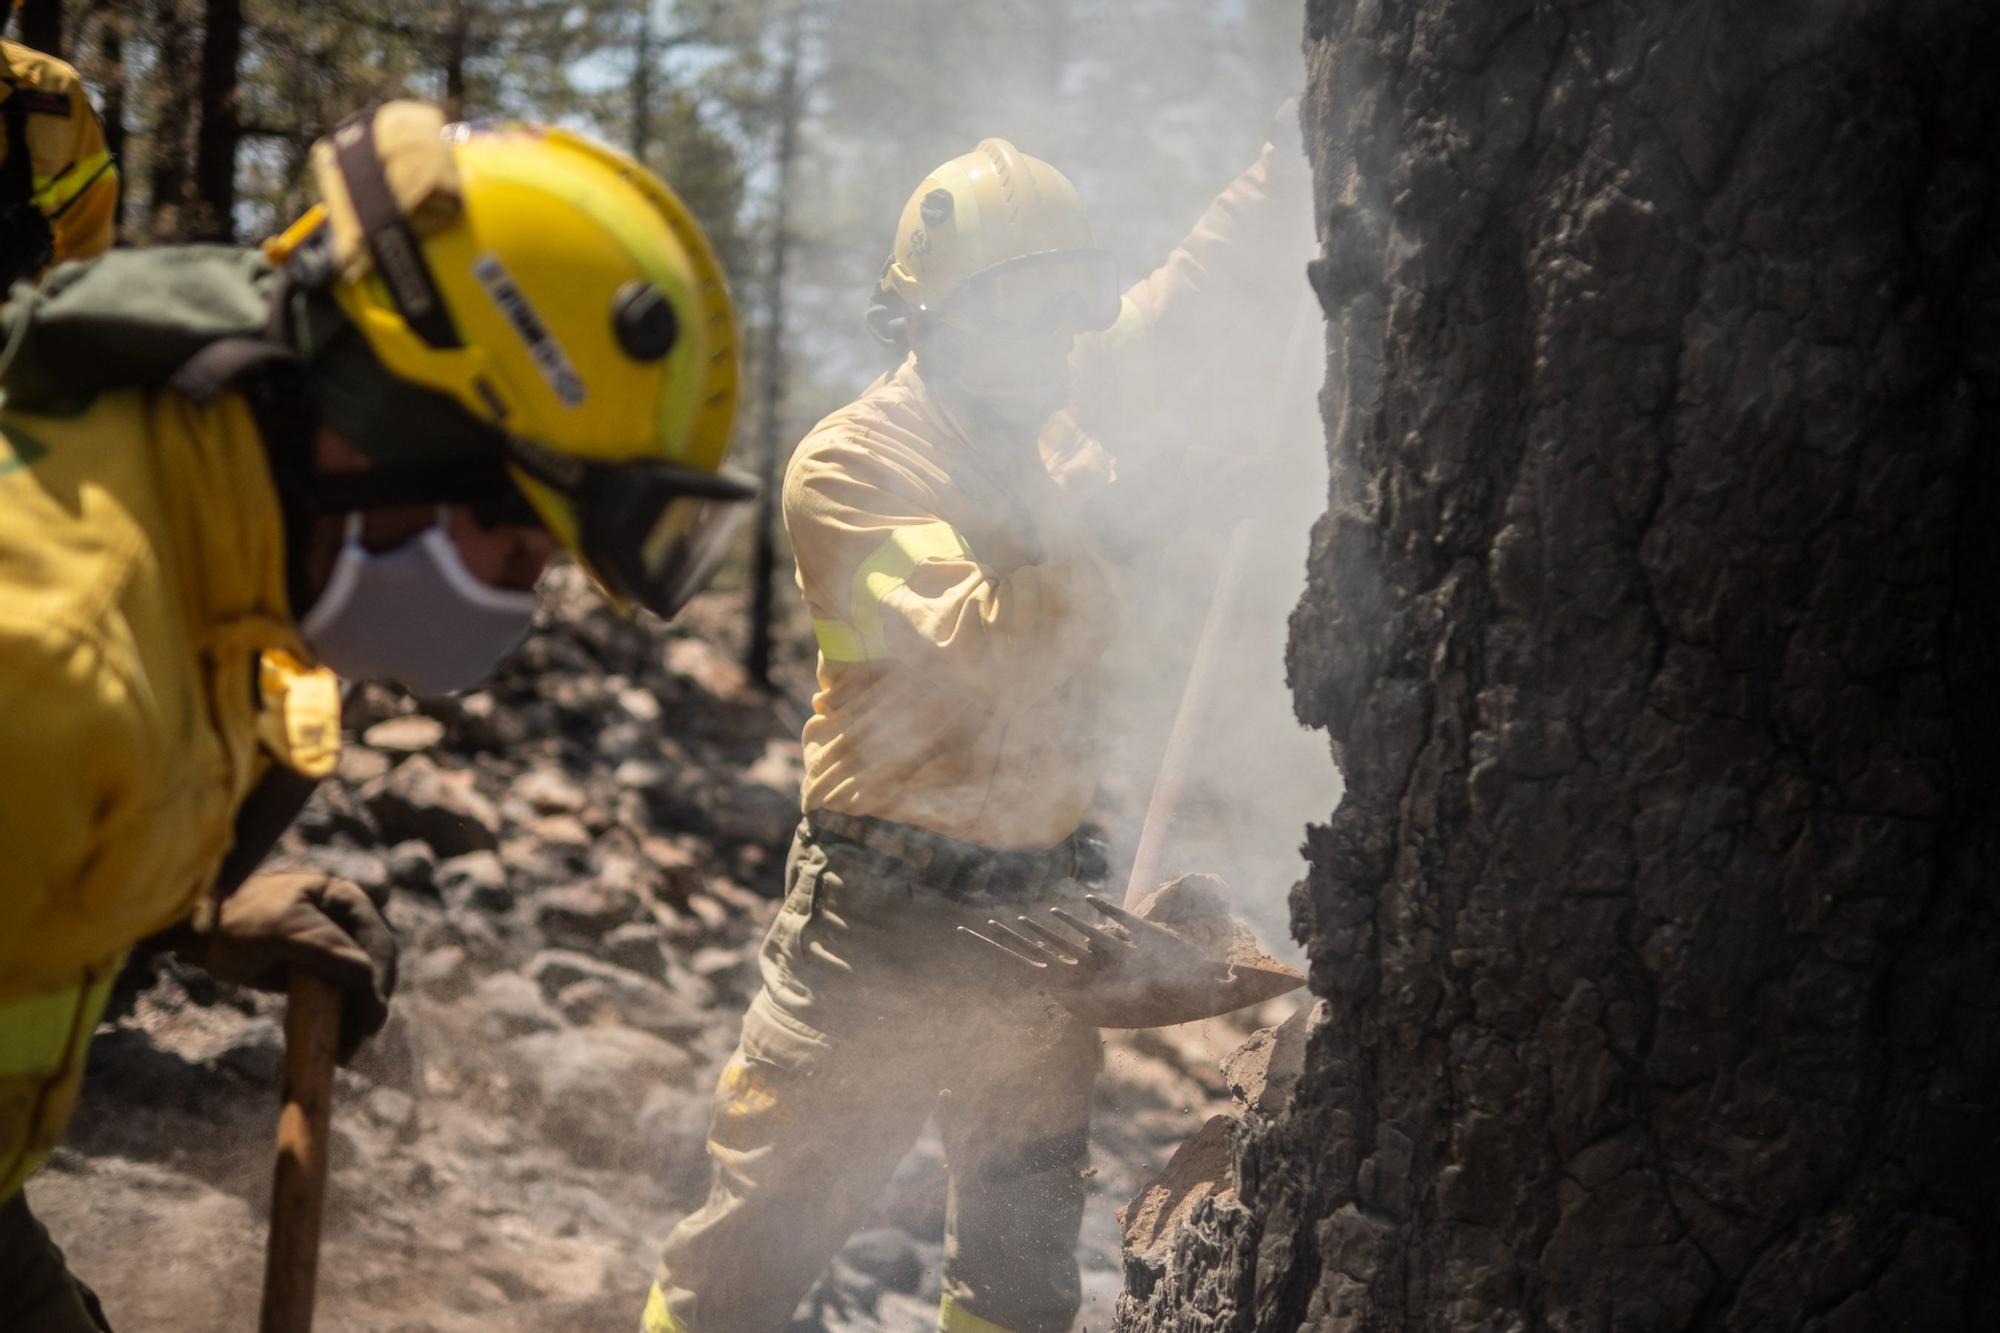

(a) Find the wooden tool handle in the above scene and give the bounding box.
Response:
[259,971,343,1333]
[1122,525,1253,906]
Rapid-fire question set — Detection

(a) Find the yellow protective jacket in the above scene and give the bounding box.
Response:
[0,384,336,1200]
[788,142,1304,850]
[1,40,117,267]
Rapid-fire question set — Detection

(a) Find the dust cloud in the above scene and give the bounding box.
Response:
[785,2,1334,965]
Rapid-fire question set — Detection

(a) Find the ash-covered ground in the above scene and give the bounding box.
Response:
[32,567,1288,1331]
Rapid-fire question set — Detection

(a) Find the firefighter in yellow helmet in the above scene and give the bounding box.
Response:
[0,28,117,286]
[0,101,745,1329]
[648,127,1305,1333]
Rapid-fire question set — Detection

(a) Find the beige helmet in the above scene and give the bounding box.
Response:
[877,139,1119,338]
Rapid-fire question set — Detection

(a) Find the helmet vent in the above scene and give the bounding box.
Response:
[920,188,954,225]
[613,280,679,362]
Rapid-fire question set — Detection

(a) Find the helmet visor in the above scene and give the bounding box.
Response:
[507,439,757,620]
[936,249,1121,338]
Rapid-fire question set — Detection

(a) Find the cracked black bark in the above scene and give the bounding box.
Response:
[1120,1,2000,1328]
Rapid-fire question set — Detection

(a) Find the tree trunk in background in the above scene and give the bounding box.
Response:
[98,5,127,234]
[16,0,62,55]
[145,0,195,241]
[1121,1,2000,1328]
[190,0,242,241]
[441,0,470,121]
[630,1,654,163]
[744,4,802,691]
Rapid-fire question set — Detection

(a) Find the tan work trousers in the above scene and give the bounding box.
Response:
[649,820,1102,1333]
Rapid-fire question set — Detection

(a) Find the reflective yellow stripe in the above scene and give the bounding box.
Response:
[814,522,972,663]
[938,1295,1017,1333]
[32,150,115,217]
[642,1282,687,1333]
[0,965,118,1200]
[811,616,869,663]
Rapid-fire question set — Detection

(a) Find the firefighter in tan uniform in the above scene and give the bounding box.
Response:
[0,37,117,284]
[649,131,1304,1333]
[0,102,749,1330]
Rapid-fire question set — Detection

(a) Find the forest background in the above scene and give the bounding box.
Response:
[18,0,1306,667]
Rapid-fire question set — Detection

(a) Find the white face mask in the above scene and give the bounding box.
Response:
[299,512,538,697]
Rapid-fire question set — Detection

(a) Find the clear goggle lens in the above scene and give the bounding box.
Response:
[507,439,757,620]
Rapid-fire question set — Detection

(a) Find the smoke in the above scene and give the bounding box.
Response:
[785,3,1333,966]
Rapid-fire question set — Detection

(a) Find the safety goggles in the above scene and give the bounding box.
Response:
[927,249,1121,339]
[503,438,757,620]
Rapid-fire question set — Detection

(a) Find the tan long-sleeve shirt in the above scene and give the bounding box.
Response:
[787,142,1306,849]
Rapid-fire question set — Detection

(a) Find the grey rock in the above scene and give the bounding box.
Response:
[472,972,562,1037]
[386,839,438,893]
[602,922,666,979]
[306,846,390,897]
[362,715,446,752]
[507,1026,696,1166]
[529,950,706,1041]
[873,1138,947,1243]
[512,766,586,814]
[704,780,798,850]
[407,945,471,1000]
[366,1087,418,1133]
[366,754,501,857]
[436,851,512,914]
[636,1083,713,1197]
[534,883,641,946]
[214,1016,284,1087]
[840,1227,923,1295]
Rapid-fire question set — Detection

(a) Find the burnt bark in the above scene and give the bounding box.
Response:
[144,0,195,241]
[1122,1,2000,1329]
[16,0,63,55]
[190,0,242,241]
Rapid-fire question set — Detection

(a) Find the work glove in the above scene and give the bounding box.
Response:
[181,871,398,1063]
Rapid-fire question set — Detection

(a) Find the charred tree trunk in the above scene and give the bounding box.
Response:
[145,0,195,241]
[440,0,470,122]
[97,5,127,227]
[190,0,242,241]
[744,4,802,691]
[1122,1,2000,1329]
[16,0,63,54]
[630,1,655,163]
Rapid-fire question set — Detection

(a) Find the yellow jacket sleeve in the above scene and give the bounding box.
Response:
[42,76,116,263]
[785,435,1119,704]
[1069,139,1311,455]
[2,44,118,266]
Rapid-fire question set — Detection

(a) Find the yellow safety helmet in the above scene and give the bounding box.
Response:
[272,102,749,620]
[879,138,1120,338]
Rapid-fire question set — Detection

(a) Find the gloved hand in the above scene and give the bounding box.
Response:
[182,871,398,1062]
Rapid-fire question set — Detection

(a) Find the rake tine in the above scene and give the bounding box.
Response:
[985,918,1070,963]
[1014,915,1088,964]
[1049,906,1127,953]
[958,925,1049,971]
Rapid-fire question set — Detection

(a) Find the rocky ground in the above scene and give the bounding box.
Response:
[31,567,1298,1332]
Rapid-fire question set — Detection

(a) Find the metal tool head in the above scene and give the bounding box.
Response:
[961,878,1305,1028]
